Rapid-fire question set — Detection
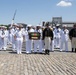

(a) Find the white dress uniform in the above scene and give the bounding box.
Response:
[25,28,34,53]
[34,29,42,53]
[11,28,16,51]
[0,30,5,50]
[4,29,9,50]
[50,30,55,51]
[15,29,24,54]
[8,29,12,45]
[42,27,45,51]
[60,28,69,52]
[25,30,31,53]
[54,28,61,48]
[0,29,2,50]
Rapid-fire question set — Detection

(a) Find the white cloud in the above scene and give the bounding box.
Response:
[57,1,72,7]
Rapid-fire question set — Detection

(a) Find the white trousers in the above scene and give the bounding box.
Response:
[44,37,51,50]
[0,38,2,49]
[4,37,8,50]
[60,40,68,51]
[1,38,4,49]
[42,40,45,51]
[9,34,12,44]
[53,38,56,48]
[34,40,42,53]
[50,40,54,51]
[12,36,16,50]
[56,37,61,48]
[16,38,23,54]
[26,40,32,53]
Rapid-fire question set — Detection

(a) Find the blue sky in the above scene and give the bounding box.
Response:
[0,0,76,25]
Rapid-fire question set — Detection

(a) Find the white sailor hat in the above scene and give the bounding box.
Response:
[53,26,55,28]
[37,24,42,27]
[63,25,67,27]
[28,24,32,27]
[56,24,60,26]
[19,25,23,28]
[13,23,18,26]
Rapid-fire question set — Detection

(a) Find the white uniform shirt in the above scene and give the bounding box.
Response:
[60,29,69,41]
[53,30,56,39]
[0,30,2,37]
[38,29,42,39]
[54,28,61,38]
[16,30,23,38]
[28,28,34,32]
[4,30,9,38]
[25,30,29,41]
[11,28,16,36]
[1,30,5,38]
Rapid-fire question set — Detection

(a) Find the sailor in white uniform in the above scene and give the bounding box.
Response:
[34,25,42,53]
[15,25,24,54]
[50,26,55,51]
[54,24,61,48]
[0,26,5,50]
[25,25,34,53]
[60,25,69,52]
[0,26,2,50]
[11,25,17,51]
[42,26,45,52]
[3,26,9,50]
[8,26,12,45]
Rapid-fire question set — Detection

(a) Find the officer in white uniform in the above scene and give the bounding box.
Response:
[54,24,61,48]
[60,25,69,52]
[34,25,42,53]
[15,25,24,54]
[25,25,34,53]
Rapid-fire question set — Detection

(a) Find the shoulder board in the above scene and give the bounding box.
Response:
[50,28,53,31]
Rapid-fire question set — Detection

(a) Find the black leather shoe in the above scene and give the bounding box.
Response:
[47,50,50,55]
[72,48,73,52]
[45,50,47,55]
[75,48,76,52]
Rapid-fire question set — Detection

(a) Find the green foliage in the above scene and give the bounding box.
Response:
[0,24,9,30]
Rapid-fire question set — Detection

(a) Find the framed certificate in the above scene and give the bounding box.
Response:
[29,32,41,40]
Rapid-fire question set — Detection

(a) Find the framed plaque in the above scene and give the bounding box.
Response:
[29,32,41,40]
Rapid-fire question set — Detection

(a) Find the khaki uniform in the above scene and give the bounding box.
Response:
[42,27,53,54]
[69,27,76,52]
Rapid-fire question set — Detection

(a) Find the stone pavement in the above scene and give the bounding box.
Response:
[0,40,76,75]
